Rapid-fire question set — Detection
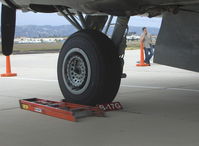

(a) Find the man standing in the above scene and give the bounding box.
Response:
[140,27,153,65]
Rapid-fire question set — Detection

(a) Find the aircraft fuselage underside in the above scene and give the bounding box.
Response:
[1,0,199,16]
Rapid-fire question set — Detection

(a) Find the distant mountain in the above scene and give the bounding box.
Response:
[107,26,160,36]
[130,26,160,35]
[15,25,76,38]
[0,25,160,38]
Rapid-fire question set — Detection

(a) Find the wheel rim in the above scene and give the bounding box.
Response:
[62,48,91,95]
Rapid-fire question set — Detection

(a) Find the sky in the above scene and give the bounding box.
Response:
[0,5,162,28]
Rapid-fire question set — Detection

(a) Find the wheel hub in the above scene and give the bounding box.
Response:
[67,55,86,88]
[62,48,91,95]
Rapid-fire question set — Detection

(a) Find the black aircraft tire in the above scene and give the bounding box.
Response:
[57,30,121,105]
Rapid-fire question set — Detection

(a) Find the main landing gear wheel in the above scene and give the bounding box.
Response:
[57,30,121,105]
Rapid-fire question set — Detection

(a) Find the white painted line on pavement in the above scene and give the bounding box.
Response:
[2,77,199,92]
[121,85,199,92]
[121,85,163,89]
[2,77,57,82]
[167,88,199,92]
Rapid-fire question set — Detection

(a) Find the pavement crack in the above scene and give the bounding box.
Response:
[119,109,143,115]
[0,107,19,112]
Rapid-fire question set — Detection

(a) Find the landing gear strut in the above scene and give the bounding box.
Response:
[56,7,129,105]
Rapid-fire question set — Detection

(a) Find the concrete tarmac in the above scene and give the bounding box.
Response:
[0,50,199,146]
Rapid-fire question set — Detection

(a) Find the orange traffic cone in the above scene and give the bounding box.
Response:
[1,56,17,77]
[136,42,150,67]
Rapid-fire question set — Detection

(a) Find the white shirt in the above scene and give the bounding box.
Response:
[141,33,152,48]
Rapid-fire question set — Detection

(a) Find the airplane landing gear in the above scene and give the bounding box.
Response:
[56,7,129,105]
[58,30,121,105]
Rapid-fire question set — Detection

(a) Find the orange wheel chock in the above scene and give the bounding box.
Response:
[136,42,150,67]
[0,56,17,77]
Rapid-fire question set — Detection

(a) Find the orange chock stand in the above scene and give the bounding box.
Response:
[19,98,123,122]
[19,98,105,122]
[1,56,17,77]
[136,42,150,67]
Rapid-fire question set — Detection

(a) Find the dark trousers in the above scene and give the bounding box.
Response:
[144,47,154,64]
